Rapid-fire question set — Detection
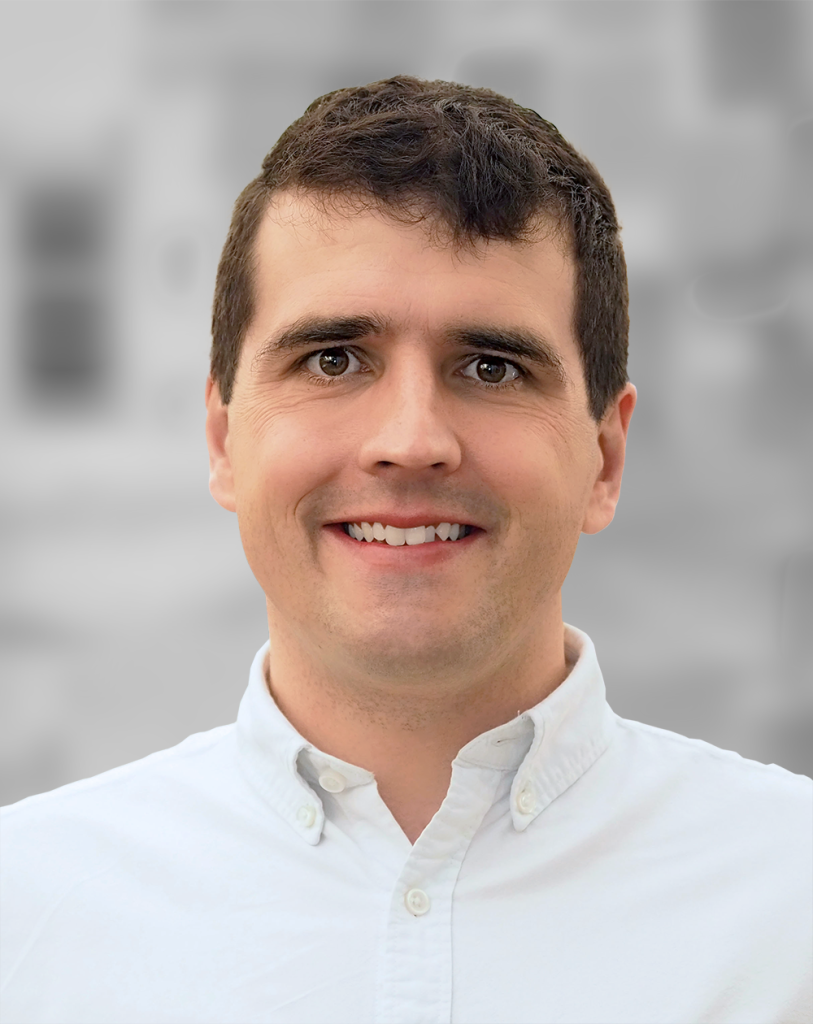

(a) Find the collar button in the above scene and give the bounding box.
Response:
[318,770,347,793]
[516,784,536,815]
[296,804,317,828]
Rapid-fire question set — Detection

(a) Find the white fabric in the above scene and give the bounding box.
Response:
[1,624,811,1024]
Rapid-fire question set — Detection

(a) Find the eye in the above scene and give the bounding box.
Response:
[461,356,523,387]
[304,347,364,378]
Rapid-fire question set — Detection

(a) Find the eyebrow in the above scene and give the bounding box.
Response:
[250,314,389,373]
[251,314,570,386]
[445,325,570,386]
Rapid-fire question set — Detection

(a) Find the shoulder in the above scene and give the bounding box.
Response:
[614,713,811,789]
[1,724,235,915]
[3,722,234,814]
[610,714,812,844]
[595,715,812,946]
[0,723,247,993]
[607,715,812,921]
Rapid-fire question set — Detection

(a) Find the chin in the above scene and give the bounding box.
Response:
[339,618,493,683]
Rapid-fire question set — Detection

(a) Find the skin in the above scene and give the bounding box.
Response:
[205,191,636,844]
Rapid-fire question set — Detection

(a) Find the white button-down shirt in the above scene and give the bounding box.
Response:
[2,624,811,1024]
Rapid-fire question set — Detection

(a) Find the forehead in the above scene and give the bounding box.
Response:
[248,191,578,358]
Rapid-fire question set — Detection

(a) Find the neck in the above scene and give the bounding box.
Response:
[263,613,570,844]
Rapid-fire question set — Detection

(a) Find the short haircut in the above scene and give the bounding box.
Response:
[211,75,629,422]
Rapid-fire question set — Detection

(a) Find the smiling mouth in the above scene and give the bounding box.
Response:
[341,522,476,546]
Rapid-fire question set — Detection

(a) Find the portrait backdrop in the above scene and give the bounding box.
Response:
[1,0,811,804]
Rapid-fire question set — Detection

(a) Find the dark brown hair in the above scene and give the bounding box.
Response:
[211,76,629,422]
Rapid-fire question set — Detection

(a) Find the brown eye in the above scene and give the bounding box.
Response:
[305,347,364,381]
[477,358,507,383]
[318,348,350,376]
[462,356,521,386]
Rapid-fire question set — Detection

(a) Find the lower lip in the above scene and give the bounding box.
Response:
[324,524,483,566]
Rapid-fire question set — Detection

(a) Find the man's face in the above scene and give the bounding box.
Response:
[206,193,635,684]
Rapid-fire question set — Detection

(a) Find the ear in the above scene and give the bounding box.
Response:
[204,375,237,513]
[581,383,637,535]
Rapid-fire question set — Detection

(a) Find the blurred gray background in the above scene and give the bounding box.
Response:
[1,0,811,805]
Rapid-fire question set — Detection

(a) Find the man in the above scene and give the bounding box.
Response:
[1,77,810,1024]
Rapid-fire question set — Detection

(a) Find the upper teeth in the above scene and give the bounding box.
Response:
[347,522,466,545]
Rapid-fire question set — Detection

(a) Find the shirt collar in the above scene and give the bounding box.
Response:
[234,623,616,844]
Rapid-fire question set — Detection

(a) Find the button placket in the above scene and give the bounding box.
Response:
[375,762,504,1022]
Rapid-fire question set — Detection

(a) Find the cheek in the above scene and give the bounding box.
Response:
[475,413,581,500]
[231,396,349,518]
[476,415,595,556]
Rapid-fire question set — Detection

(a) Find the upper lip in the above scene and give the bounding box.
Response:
[328,513,483,530]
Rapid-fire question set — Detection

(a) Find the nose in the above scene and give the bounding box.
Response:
[356,350,462,476]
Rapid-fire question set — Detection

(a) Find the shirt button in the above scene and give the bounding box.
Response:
[318,770,347,793]
[404,888,431,916]
[296,804,317,828]
[516,784,536,814]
